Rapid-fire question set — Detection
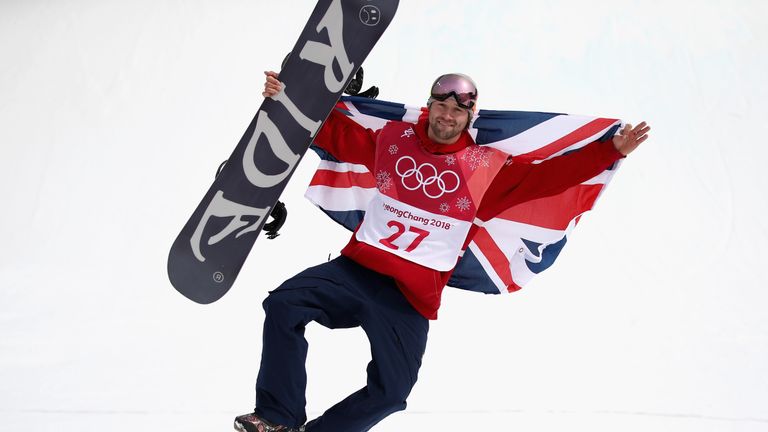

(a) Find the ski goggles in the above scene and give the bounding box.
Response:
[429,73,478,110]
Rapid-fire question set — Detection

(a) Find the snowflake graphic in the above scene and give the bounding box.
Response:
[376,170,393,192]
[461,146,492,171]
[439,202,451,213]
[388,144,399,155]
[444,154,456,166]
[456,196,471,212]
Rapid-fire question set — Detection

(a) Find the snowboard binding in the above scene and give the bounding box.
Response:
[215,160,287,240]
[343,66,379,99]
[282,51,379,99]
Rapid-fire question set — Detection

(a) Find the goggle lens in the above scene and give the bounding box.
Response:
[430,74,478,110]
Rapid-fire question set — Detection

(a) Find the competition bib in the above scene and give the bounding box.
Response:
[356,194,472,271]
[354,122,508,271]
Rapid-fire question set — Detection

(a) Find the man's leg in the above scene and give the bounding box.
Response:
[254,259,364,429]
[304,269,429,432]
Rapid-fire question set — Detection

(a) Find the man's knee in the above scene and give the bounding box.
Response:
[262,286,301,316]
[370,394,408,417]
[368,377,415,414]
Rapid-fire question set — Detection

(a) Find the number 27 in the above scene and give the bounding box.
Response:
[379,221,429,252]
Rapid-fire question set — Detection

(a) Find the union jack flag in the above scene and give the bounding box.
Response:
[305,96,623,295]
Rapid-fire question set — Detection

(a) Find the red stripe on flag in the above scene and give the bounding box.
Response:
[472,227,514,288]
[336,100,350,111]
[507,280,523,293]
[310,169,376,189]
[496,183,604,230]
[516,118,617,162]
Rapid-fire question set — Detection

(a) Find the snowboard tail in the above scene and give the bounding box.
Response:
[168,0,399,304]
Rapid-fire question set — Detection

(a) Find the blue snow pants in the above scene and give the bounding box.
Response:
[254,256,429,432]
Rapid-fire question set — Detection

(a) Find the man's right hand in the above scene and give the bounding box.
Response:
[262,70,282,98]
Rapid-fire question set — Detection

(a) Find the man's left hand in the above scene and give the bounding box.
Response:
[613,121,651,156]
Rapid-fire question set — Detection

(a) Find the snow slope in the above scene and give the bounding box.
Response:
[1,1,767,431]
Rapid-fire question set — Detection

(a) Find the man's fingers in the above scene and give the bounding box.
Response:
[632,122,650,135]
[265,75,283,90]
[262,70,282,98]
[262,83,281,97]
[263,76,283,97]
[623,122,651,141]
[614,121,651,155]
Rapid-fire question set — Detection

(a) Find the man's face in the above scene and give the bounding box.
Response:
[427,98,470,144]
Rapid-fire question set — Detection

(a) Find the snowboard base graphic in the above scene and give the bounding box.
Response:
[167,0,399,304]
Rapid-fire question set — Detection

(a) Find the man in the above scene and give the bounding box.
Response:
[235,71,650,432]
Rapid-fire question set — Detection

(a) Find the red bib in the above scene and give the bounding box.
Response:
[356,122,508,270]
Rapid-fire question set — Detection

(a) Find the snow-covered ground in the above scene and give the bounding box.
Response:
[1,1,767,431]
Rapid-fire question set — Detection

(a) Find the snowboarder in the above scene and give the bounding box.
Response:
[234,71,650,432]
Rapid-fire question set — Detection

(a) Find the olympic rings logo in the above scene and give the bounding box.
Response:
[395,156,460,199]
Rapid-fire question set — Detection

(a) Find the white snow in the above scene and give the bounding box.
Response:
[1,1,767,431]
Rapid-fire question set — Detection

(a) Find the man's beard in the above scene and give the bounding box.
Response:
[429,120,462,142]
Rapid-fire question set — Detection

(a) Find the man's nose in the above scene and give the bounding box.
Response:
[438,111,454,120]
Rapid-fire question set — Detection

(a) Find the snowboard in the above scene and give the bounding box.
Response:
[168,0,399,304]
